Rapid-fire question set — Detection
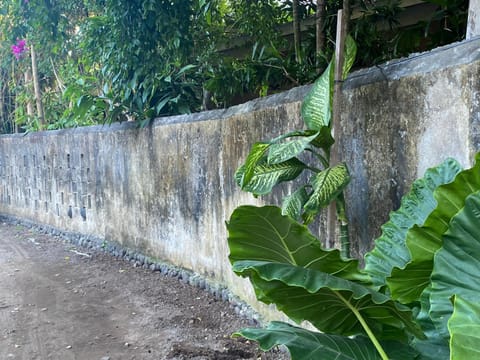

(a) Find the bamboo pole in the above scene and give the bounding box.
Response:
[327,9,348,255]
[24,70,34,118]
[30,44,45,128]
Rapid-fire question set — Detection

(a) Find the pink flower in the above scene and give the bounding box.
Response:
[11,39,27,60]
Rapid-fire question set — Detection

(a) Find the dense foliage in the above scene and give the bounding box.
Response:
[228,146,480,359]
[0,0,469,133]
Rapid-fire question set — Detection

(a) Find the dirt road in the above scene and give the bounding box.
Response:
[0,221,286,360]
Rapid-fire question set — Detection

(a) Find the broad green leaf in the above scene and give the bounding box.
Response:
[237,321,419,360]
[364,159,461,287]
[303,163,350,220]
[410,287,450,360]
[301,62,333,130]
[429,191,480,340]
[310,125,335,151]
[238,141,270,189]
[388,154,480,303]
[281,186,310,221]
[268,132,319,165]
[235,158,307,196]
[343,35,357,80]
[448,296,480,360]
[269,128,334,153]
[227,205,364,281]
[233,260,424,340]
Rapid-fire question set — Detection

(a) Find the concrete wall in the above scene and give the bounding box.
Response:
[340,37,480,257]
[1,38,480,320]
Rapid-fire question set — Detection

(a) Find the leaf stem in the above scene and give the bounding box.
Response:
[306,148,329,168]
[336,193,350,258]
[334,290,389,360]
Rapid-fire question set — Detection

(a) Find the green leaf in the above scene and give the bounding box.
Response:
[448,296,480,360]
[269,127,334,156]
[343,35,357,80]
[410,287,450,360]
[429,191,480,340]
[235,158,307,196]
[301,62,333,130]
[177,64,197,76]
[227,205,363,280]
[237,321,419,360]
[309,126,335,152]
[233,260,424,340]
[238,142,270,189]
[364,159,462,288]
[281,186,310,221]
[303,163,350,221]
[388,154,480,303]
[267,132,319,165]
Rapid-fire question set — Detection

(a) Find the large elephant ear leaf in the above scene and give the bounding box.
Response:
[364,158,462,288]
[301,61,334,130]
[233,261,425,341]
[227,205,363,280]
[303,163,350,222]
[387,153,480,303]
[448,296,480,360]
[236,321,419,360]
[428,191,480,340]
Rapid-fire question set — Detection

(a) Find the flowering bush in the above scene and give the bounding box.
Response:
[11,39,27,60]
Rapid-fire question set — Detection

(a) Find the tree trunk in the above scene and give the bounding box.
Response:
[293,0,302,64]
[316,0,326,68]
[342,0,351,36]
[30,44,45,128]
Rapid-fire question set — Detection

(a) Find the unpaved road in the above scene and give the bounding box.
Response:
[0,221,286,360]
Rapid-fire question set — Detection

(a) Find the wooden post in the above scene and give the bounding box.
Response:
[327,9,347,250]
[30,44,45,128]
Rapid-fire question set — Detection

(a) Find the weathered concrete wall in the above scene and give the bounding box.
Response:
[340,38,480,257]
[1,38,480,320]
[467,1,480,39]
[0,89,310,321]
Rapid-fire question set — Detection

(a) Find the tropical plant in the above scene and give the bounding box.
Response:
[227,154,480,359]
[235,36,356,257]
